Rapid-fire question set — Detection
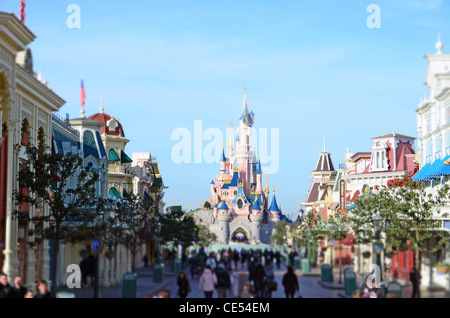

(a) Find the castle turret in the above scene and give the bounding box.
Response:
[220,146,227,175]
[210,178,216,196]
[256,158,262,193]
[218,200,230,243]
[269,187,281,223]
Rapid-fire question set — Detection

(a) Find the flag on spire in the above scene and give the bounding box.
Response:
[80,74,86,108]
[20,0,26,24]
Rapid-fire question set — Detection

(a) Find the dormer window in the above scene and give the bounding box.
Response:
[370,141,388,172]
[106,117,118,131]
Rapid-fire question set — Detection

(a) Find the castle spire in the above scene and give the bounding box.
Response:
[264,167,269,194]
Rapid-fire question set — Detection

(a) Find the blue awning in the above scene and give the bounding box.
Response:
[412,162,431,181]
[416,155,450,182]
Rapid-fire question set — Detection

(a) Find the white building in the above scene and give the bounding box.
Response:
[413,36,450,294]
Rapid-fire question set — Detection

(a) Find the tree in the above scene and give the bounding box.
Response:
[106,193,156,272]
[197,224,217,247]
[203,201,211,209]
[159,209,199,247]
[14,145,103,298]
[349,177,450,297]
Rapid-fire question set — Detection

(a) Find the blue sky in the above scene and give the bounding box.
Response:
[3,0,450,219]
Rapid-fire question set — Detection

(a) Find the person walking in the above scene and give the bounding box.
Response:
[199,266,218,298]
[233,250,240,270]
[13,276,27,298]
[215,262,231,298]
[252,264,267,298]
[264,263,276,298]
[275,251,281,269]
[142,255,149,268]
[282,266,299,298]
[177,272,191,298]
[206,254,217,269]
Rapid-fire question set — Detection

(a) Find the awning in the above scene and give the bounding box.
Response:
[123,188,131,200]
[108,149,120,161]
[413,155,450,182]
[109,187,121,199]
[342,233,355,246]
[121,150,133,164]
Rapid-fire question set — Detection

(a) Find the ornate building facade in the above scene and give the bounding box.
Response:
[0,12,65,288]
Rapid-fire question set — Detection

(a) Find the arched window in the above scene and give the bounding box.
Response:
[21,118,29,146]
[376,152,380,169]
[381,152,385,168]
[83,130,98,158]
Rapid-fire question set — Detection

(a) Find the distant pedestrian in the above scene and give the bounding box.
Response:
[0,274,17,298]
[206,254,216,269]
[282,266,299,298]
[215,263,231,298]
[252,264,267,298]
[181,252,187,270]
[199,266,218,298]
[233,250,240,270]
[143,255,149,268]
[34,280,51,298]
[274,251,281,269]
[13,276,27,298]
[264,263,276,298]
[177,272,191,298]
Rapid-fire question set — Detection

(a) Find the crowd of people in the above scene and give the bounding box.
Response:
[0,274,51,298]
[172,247,299,299]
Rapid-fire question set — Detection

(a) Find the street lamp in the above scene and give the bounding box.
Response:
[93,211,105,298]
[373,212,384,281]
[329,224,336,283]
[306,228,312,272]
[155,222,162,264]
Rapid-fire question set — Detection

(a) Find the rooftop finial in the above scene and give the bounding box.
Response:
[436,33,444,54]
[323,130,326,153]
[273,186,276,195]
[100,91,104,114]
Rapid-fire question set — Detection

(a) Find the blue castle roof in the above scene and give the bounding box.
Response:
[210,179,215,185]
[220,147,226,162]
[269,194,280,212]
[256,160,262,174]
[221,170,239,189]
[219,200,228,210]
[252,199,261,211]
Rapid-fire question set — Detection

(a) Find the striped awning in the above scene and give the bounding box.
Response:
[413,155,450,182]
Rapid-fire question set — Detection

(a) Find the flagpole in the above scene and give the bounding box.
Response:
[80,72,86,118]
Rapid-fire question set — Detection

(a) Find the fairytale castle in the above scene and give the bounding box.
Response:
[190,92,285,245]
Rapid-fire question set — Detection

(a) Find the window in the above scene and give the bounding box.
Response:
[381,152,385,168]
[376,152,380,169]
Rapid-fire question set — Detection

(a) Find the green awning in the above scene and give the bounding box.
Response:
[121,150,133,163]
[108,149,120,161]
[123,188,131,200]
[109,187,121,199]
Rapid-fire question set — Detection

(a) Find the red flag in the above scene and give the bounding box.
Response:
[80,77,86,107]
[20,0,26,24]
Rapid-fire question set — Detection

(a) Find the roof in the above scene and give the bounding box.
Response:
[305,182,328,203]
[256,160,262,174]
[218,200,228,210]
[221,170,240,189]
[89,112,125,137]
[269,194,280,212]
[314,152,335,172]
[220,147,226,162]
[252,199,262,211]
[372,133,416,140]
